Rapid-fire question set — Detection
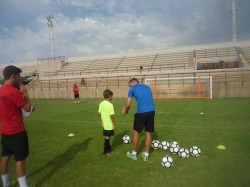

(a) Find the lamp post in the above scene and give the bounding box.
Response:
[46,15,55,57]
[231,0,237,42]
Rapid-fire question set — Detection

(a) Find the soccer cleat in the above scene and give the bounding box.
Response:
[102,152,112,157]
[106,153,111,157]
[142,153,149,161]
[127,151,138,160]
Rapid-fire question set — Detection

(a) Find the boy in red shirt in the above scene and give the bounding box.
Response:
[73,84,80,103]
[0,65,34,187]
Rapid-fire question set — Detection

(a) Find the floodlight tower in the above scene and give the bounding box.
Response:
[232,0,237,42]
[46,15,55,57]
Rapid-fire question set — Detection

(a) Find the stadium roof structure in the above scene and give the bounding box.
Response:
[0,76,32,85]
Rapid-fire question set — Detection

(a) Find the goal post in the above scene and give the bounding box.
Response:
[145,76,212,99]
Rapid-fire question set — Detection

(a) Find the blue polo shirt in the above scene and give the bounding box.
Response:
[128,84,155,113]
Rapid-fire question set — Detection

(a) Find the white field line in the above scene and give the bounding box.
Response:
[26,118,250,130]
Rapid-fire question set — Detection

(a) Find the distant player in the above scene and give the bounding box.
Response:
[139,65,143,73]
[73,84,80,103]
[122,78,155,161]
[98,89,116,157]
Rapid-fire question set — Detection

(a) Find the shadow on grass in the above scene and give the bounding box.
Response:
[111,130,159,154]
[111,130,130,151]
[28,137,92,187]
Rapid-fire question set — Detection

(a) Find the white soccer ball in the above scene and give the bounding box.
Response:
[170,141,180,154]
[151,140,161,149]
[161,141,170,151]
[122,135,131,144]
[178,148,190,159]
[170,141,180,148]
[161,156,174,168]
[190,146,201,157]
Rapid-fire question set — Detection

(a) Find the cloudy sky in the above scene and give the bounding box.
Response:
[0,0,250,65]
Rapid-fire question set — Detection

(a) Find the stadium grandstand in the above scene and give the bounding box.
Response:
[1,40,250,99]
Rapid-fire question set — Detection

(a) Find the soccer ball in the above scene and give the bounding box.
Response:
[158,143,162,149]
[161,156,174,168]
[161,141,170,151]
[151,140,161,149]
[122,135,131,144]
[190,146,201,157]
[178,148,190,159]
[170,142,180,154]
[170,141,180,148]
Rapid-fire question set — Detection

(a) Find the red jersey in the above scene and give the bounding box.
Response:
[73,85,79,95]
[0,85,27,135]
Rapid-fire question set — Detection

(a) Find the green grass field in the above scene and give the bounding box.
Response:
[7,98,250,187]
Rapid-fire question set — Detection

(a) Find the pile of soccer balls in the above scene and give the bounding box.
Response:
[152,140,201,168]
[123,135,201,169]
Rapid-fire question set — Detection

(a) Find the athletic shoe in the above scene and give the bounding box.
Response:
[102,153,111,157]
[142,152,149,161]
[127,151,138,160]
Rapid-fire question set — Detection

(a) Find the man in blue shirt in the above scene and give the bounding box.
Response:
[122,78,155,161]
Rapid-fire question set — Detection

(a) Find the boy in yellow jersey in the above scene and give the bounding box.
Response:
[98,89,116,157]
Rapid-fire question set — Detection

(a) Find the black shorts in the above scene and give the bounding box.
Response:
[74,94,79,99]
[1,130,29,161]
[134,111,155,133]
[103,130,114,137]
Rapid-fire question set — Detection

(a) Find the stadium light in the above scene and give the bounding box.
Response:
[46,15,55,57]
[231,0,237,42]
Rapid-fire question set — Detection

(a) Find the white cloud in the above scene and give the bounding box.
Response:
[59,0,106,8]
[0,0,250,64]
[3,0,52,13]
